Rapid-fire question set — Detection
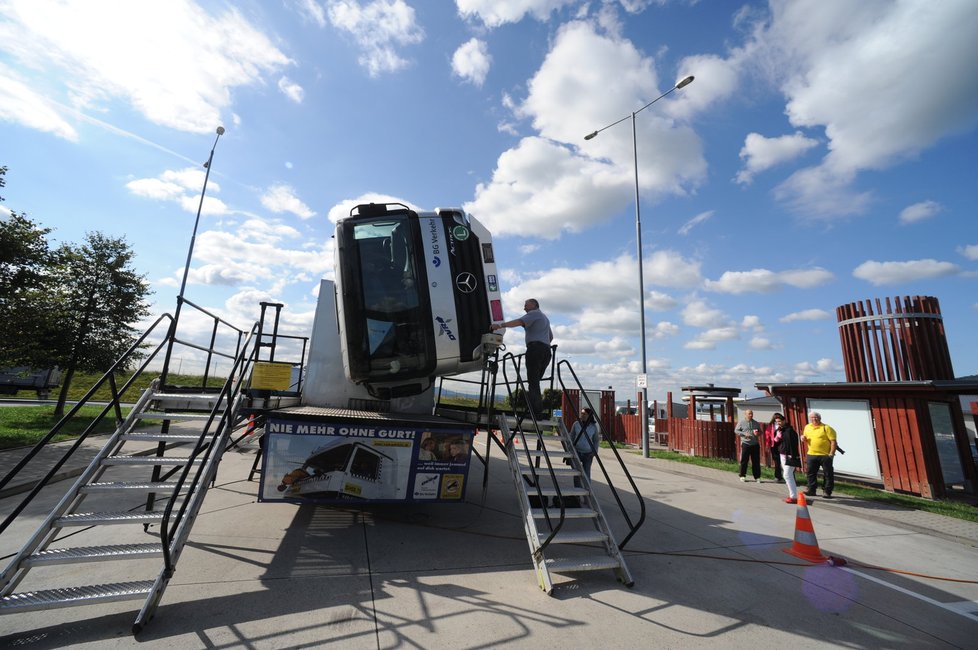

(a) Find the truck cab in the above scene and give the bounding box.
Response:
[333,203,503,399]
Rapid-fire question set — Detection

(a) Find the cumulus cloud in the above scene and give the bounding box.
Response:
[780,308,832,323]
[681,299,730,329]
[466,21,706,238]
[959,244,978,261]
[456,0,577,27]
[261,184,316,219]
[852,259,960,286]
[0,0,293,134]
[327,0,424,77]
[736,131,819,184]
[898,200,942,224]
[451,38,492,87]
[755,1,978,219]
[127,167,228,216]
[277,76,305,103]
[704,267,833,294]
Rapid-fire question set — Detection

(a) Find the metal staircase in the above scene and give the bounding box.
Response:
[499,416,633,594]
[434,346,642,595]
[0,382,241,631]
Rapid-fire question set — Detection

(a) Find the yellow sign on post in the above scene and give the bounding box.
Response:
[252,361,293,391]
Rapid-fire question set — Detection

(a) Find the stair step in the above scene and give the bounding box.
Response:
[136,412,212,421]
[529,487,589,498]
[26,544,163,566]
[529,507,596,519]
[80,481,180,494]
[522,449,572,459]
[539,530,607,545]
[0,581,155,613]
[522,466,578,476]
[55,511,164,527]
[119,432,202,443]
[102,455,201,467]
[545,556,621,574]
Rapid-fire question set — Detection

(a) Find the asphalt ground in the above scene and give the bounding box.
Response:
[0,429,977,649]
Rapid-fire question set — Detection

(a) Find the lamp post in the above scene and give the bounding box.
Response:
[584,75,694,458]
[160,126,225,387]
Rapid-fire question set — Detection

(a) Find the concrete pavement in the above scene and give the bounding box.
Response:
[1,431,977,648]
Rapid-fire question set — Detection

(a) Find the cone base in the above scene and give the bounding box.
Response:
[783,546,827,563]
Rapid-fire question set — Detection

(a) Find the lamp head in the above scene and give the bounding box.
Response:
[216,126,226,136]
[676,75,694,89]
[584,131,598,141]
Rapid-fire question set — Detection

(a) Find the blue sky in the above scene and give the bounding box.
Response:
[1,0,976,403]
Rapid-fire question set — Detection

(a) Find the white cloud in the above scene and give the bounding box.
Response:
[261,184,316,219]
[466,21,706,238]
[898,200,942,224]
[852,259,960,286]
[705,267,833,294]
[959,244,978,261]
[735,131,819,184]
[0,64,77,140]
[780,309,831,323]
[456,0,577,27]
[681,299,729,329]
[327,0,424,77]
[0,0,293,133]
[753,1,978,219]
[677,210,714,235]
[127,166,228,216]
[684,326,740,350]
[645,250,702,289]
[277,76,305,103]
[452,38,492,87]
[750,336,774,350]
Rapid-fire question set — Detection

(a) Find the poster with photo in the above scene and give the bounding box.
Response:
[259,416,475,504]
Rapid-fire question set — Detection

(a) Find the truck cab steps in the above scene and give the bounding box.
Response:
[0,382,240,631]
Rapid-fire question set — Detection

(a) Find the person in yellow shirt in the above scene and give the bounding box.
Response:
[801,411,837,498]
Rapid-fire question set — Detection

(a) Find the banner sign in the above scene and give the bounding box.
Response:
[259,416,475,504]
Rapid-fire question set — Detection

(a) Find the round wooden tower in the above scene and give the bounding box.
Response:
[836,296,955,382]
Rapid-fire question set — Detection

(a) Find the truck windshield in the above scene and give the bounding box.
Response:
[341,216,433,382]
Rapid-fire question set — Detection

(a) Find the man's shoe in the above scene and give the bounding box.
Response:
[823,493,833,499]
[755,478,762,483]
[784,497,797,504]
[805,492,816,497]
[740,476,747,482]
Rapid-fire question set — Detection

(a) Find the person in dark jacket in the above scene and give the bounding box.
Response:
[764,414,785,483]
[771,413,802,503]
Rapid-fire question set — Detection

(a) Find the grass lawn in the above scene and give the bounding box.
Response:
[645,449,978,524]
[0,405,122,450]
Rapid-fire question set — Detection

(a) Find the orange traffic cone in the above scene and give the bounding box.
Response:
[245,414,256,437]
[783,493,828,563]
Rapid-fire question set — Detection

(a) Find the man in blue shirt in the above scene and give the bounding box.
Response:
[491,298,553,418]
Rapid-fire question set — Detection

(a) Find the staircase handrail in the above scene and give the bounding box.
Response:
[556,359,646,549]
[157,321,261,573]
[498,351,566,547]
[0,313,174,537]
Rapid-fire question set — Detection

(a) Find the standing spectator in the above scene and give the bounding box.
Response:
[571,407,600,484]
[764,414,785,483]
[490,298,553,419]
[772,413,802,503]
[802,411,837,498]
[735,409,763,482]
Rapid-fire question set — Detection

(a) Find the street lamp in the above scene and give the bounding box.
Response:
[584,75,694,459]
[160,126,225,386]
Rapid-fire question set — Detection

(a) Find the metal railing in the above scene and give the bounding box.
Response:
[0,313,175,536]
[556,360,645,549]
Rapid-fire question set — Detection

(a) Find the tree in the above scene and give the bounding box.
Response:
[49,233,152,416]
[0,170,55,368]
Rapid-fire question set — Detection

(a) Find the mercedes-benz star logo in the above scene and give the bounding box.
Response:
[455,272,477,293]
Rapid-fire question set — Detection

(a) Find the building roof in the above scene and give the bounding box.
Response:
[755,378,978,396]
